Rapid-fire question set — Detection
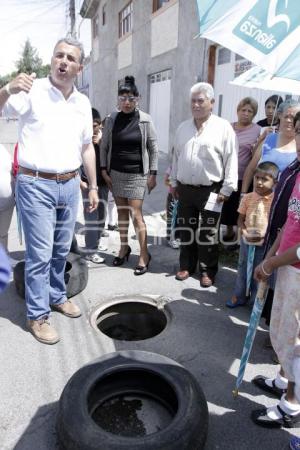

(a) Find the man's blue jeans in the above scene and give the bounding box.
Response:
[234,239,264,306]
[16,173,80,320]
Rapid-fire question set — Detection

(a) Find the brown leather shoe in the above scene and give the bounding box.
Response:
[27,318,60,345]
[175,270,190,281]
[200,273,214,288]
[51,300,81,318]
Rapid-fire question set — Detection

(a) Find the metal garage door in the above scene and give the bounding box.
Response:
[149,69,172,153]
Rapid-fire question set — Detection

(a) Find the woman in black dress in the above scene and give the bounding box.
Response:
[100,76,159,275]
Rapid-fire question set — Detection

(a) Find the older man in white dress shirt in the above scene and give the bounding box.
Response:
[170,82,238,287]
[0,37,98,344]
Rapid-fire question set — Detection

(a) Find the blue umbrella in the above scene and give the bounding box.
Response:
[0,245,11,293]
[197,0,300,81]
[233,281,268,396]
[170,198,178,231]
[246,244,255,297]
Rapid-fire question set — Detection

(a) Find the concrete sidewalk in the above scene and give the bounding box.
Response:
[1,153,298,450]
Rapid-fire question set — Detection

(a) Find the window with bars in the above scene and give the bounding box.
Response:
[217,47,231,65]
[119,2,133,38]
[150,69,172,83]
[153,0,170,12]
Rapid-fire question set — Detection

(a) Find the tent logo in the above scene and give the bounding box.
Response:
[267,0,290,31]
[233,0,298,54]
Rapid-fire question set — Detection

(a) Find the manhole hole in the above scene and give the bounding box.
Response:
[89,369,178,437]
[90,296,169,341]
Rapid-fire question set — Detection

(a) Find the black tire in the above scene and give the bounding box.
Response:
[56,350,209,450]
[13,252,88,299]
[13,261,25,299]
[64,252,88,298]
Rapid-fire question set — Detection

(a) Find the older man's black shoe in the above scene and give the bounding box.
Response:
[200,272,214,288]
[175,270,190,281]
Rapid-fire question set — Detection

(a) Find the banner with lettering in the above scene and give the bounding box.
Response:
[197,0,300,81]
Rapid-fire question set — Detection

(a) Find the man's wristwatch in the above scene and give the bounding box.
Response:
[88,186,98,191]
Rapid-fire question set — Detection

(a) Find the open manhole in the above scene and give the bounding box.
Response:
[90,296,169,341]
[89,369,178,437]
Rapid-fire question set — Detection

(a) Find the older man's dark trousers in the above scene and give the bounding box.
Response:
[177,182,222,276]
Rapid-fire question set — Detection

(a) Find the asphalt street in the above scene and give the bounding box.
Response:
[1,153,299,449]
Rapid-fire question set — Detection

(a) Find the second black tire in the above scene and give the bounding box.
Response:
[56,350,209,450]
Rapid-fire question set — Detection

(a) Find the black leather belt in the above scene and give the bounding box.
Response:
[178,181,222,188]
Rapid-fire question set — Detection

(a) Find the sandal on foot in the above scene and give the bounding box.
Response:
[251,405,300,429]
[252,375,287,399]
[226,297,246,308]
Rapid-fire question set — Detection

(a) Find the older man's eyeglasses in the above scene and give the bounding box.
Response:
[118,96,137,103]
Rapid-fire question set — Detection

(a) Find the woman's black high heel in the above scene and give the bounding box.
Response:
[113,246,131,266]
[134,253,151,276]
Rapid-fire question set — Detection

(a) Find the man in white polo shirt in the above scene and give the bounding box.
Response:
[0,37,98,344]
[170,82,238,288]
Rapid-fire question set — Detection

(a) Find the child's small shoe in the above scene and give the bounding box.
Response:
[226,296,246,308]
[168,239,180,249]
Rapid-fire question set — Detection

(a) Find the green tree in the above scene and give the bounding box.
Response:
[16,38,42,74]
[0,70,19,88]
[37,64,50,78]
[0,39,50,87]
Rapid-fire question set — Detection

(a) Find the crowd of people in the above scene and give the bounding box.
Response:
[0,36,299,445]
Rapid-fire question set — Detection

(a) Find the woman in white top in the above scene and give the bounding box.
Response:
[242,100,300,194]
